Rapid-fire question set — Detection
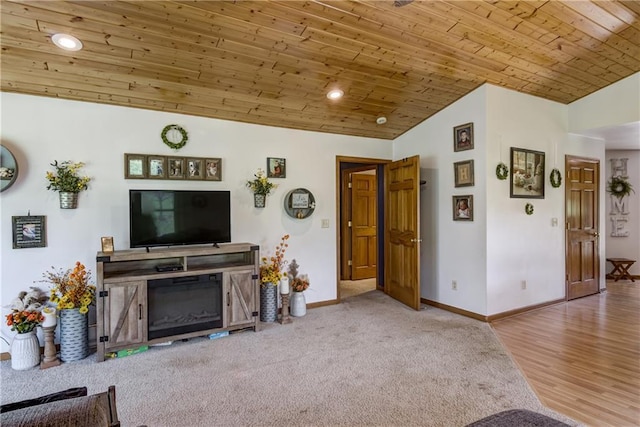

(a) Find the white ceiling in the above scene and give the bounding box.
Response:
[580,121,640,151]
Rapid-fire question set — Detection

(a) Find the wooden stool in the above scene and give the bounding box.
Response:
[606,258,636,282]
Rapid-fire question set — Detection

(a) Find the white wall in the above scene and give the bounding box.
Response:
[485,85,570,315]
[394,86,488,315]
[395,83,607,316]
[568,72,640,132]
[0,93,392,350]
[605,150,640,276]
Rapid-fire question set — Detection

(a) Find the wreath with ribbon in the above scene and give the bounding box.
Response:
[161,124,188,150]
[496,162,509,180]
[607,176,634,199]
[549,168,562,188]
[525,203,534,215]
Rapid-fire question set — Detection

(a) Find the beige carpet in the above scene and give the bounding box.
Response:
[0,291,577,426]
[339,278,377,299]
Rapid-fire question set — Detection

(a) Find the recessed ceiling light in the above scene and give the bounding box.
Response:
[326,89,344,100]
[376,116,387,125]
[51,33,83,51]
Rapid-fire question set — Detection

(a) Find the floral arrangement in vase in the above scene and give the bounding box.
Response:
[260,234,289,287]
[45,160,91,193]
[5,287,47,334]
[41,262,96,314]
[246,168,277,196]
[287,259,310,292]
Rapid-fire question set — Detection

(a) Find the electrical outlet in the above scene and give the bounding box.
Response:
[452,280,457,290]
[521,280,527,290]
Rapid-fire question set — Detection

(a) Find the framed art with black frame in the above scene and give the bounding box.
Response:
[510,147,545,199]
[12,215,46,249]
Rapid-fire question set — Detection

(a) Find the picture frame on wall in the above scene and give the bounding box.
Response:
[205,158,222,181]
[453,122,474,152]
[148,156,166,179]
[267,157,286,178]
[454,160,474,187]
[125,154,146,179]
[452,195,473,221]
[510,147,545,199]
[186,158,204,180]
[168,157,185,179]
[12,215,46,249]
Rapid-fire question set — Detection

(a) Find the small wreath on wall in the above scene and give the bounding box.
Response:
[161,124,188,150]
[549,168,562,188]
[607,176,634,199]
[525,203,534,215]
[496,162,509,180]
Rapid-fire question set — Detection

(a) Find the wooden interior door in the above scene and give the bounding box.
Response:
[384,155,420,310]
[566,156,600,300]
[351,173,377,280]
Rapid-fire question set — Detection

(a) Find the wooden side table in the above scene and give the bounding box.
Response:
[606,258,636,282]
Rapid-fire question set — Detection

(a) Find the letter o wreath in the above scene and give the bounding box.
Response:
[550,168,562,188]
[161,124,188,150]
[496,162,509,180]
[525,203,534,215]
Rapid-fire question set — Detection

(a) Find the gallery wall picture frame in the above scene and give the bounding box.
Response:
[205,158,222,181]
[12,215,46,249]
[454,159,474,187]
[267,157,286,178]
[125,153,146,179]
[453,122,474,152]
[167,157,185,179]
[510,147,545,199]
[186,158,204,180]
[284,188,316,219]
[452,195,473,221]
[148,156,167,179]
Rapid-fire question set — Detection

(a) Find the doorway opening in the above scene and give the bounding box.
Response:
[336,156,390,301]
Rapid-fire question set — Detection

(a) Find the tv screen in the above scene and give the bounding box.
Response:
[129,190,231,248]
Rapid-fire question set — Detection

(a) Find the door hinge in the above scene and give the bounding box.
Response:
[566,222,570,230]
[348,182,352,188]
[99,290,108,298]
[99,336,109,343]
[348,260,352,266]
[348,221,352,227]
[252,311,258,317]
[252,274,259,280]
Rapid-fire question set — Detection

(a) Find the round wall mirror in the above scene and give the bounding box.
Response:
[284,188,315,219]
[0,146,19,192]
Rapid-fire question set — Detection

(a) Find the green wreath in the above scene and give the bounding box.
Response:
[161,124,188,150]
[549,168,562,188]
[607,176,634,199]
[525,203,534,215]
[496,162,509,180]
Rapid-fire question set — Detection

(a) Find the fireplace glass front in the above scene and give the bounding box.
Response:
[147,273,223,340]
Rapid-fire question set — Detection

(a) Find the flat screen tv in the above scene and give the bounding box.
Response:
[129,190,231,248]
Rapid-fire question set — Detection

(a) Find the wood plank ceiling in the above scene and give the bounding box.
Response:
[1,1,639,140]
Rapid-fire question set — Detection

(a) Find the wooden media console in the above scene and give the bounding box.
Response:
[95,243,260,362]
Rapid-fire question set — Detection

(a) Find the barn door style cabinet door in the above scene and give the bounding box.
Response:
[96,243,260,362]
[101,281,146,352]
[227,269,258,328]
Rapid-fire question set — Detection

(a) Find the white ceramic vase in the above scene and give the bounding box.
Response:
[290,291,307,317]
[11,330,40,370]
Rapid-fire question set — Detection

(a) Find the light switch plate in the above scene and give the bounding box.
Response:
[321,219,330,228]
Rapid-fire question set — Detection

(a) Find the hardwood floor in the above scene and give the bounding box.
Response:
[492,281,640,427]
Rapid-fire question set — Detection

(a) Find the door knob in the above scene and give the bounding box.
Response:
[587,231,600,237]
[410,238,422,243]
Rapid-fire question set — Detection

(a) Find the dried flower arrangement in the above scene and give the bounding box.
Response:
[5,287,47,334]
[260,234,290,286]
[41,262,96,314]
[287,259,310,292]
